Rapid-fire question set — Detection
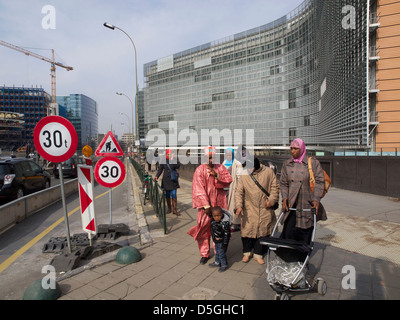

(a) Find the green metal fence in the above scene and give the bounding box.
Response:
[130,158,167,234]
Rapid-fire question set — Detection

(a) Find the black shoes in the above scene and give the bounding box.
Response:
[199,257,209,265]
[208,261,227,272]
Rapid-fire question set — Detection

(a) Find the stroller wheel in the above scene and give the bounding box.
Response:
[275,293,290,300]
[280,293,290,300]
[317,278,327,295]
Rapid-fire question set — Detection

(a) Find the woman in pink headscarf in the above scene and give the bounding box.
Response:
[280,139,327,250]
[188,146,232,264]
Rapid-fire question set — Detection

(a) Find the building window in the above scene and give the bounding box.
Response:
[296,56,303,68]
[195,73,211,82]
[270,65,280,75]
[304,115,310,126]
[289,128,297,144]
[212,91,234,102]
[289,89,296,109]
[303,83,310,95]
[195,102,212,111]
[158,114,174,122]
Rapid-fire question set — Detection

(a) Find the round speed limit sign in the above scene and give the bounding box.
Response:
[95,156,126,188]
[33,116,78,163]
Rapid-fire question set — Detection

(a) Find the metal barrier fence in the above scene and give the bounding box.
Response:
[130,158,167,234]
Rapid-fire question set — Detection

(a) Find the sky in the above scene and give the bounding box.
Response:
[0,0,303,140]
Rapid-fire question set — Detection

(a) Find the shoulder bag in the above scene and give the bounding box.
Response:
[166,163,179,182]
[249,174,279,210]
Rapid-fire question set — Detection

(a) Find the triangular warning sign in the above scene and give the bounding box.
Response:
[95,131,124,156]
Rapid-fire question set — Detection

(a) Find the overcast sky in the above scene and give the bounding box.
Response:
[0,0,303,139]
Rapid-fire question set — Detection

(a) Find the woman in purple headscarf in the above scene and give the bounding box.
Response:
[280,138,327,249]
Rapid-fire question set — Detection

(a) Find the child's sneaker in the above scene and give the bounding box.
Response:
[218,266,228,272]
[209,262,220,268]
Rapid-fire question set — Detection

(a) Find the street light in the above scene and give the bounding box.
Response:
[103,22,139,153]
[117,93,134,151]
[119,111,132,151]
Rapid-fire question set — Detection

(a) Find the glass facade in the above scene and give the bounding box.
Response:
[57,94,98,152]
[0,86,50,149]
[143,0,373,150]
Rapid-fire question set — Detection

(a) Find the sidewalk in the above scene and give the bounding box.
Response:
[57,163,400,300]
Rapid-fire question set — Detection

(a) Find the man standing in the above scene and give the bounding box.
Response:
[188,146,232,264]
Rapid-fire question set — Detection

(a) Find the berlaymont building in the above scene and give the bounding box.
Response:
[143,0,400,154]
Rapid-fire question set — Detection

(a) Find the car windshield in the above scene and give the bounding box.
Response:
[0,164,11,175]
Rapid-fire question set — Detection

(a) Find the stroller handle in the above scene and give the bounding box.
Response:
[271,207,317,238]
[288,208,316,214]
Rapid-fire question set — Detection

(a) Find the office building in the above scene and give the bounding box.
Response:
[143,0,399,152]
[57,94,98,152]
[0,86,49,150]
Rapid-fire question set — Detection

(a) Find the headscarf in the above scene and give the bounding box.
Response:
[223,148,234,168]
[290,138,306,163]
[203,146,216,156]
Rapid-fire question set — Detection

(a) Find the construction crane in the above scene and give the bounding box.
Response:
[0,40,73,115]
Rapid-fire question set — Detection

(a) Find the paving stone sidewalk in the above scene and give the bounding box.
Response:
[57,163,400,300]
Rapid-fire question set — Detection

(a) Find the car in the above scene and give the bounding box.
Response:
[0,158,51,204]
[53,157,85,179]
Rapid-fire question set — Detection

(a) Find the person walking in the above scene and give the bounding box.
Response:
[235,157,279,264]
[280,139,327,249]
[222,147,243,232]
[209,206,231,272]
[154,149,181,216]
[188,146,232,264]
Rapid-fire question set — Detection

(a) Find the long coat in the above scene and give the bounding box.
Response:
[155,161,180,191]
[280,155,327,229]
[188,164,232,241]
[223,159,243,220]
[234,165,280,238]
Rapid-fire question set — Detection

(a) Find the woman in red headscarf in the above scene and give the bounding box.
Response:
[280,138,327,248]
[154,149,181,215]
[188,146,233,264]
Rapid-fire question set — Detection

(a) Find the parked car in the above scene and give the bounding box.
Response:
[0,158,51,204]
[53,157,85,179]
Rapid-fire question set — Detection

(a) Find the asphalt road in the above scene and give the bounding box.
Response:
[0,172,133,300]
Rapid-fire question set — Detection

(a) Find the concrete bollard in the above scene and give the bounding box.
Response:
[23,279,62,300]
[115,246,142,264]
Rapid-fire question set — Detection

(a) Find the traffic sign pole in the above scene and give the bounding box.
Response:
[94,156,126,225]
[33,116,78,254]
[59,165,72,253]
[109,188,112,224]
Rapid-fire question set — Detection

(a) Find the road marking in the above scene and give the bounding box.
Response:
[0,182,123,274]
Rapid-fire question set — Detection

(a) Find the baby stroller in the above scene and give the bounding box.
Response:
[260,208,327,300]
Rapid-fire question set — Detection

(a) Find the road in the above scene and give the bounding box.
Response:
[0,170,134,300]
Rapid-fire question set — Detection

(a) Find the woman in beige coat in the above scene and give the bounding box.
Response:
[235,158,279,264]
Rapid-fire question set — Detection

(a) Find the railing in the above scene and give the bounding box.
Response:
[130,158,167,234]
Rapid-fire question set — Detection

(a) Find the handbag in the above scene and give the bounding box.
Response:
[166,163,179,182]
[249,174,279,210]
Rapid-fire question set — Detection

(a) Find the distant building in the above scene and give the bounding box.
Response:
[137,89,145,140]
[57,94,98,153]
[0,86,50,150]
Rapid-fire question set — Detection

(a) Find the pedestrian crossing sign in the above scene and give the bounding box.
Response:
[95,131,124,156]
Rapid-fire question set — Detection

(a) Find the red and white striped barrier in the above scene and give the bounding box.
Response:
[78,165,96,238]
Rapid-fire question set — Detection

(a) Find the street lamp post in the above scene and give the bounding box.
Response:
[119,111,132,152]
[104,22,139,152]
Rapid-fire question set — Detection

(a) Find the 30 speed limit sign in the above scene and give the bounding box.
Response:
[33,116,78,163]
[95,156,126,188]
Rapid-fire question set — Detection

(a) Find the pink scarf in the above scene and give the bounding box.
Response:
[290,138,306,163]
